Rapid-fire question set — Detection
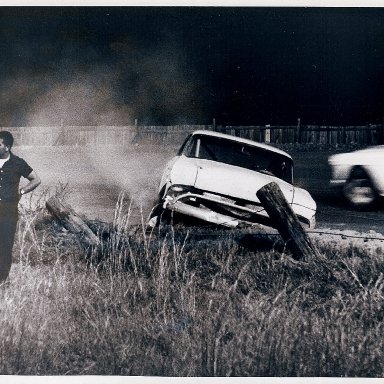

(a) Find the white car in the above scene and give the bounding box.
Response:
[328,145,384,208]
[148,130,316,229]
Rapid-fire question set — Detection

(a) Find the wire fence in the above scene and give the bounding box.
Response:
[150,210,384,243]
[183,228,384,242]
[151,203,384,243]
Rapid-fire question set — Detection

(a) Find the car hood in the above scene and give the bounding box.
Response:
[329,146,384,165]
[169,156,315,210]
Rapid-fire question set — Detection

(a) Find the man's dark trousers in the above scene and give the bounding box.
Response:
[0,204,18,282]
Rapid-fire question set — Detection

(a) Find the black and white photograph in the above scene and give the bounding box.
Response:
[0,3,384,380]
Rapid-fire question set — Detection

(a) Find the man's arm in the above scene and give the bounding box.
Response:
[19,170,41,196]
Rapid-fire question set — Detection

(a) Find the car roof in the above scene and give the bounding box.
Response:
[191,130,293,159]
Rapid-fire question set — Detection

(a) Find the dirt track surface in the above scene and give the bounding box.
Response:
[14,144,384,238]
[15,144,176,223]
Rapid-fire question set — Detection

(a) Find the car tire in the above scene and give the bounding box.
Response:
[343,167,378,209]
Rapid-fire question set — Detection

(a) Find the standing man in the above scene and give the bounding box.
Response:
[0,130,41,283]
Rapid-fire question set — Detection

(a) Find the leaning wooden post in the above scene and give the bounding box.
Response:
[46,196,101,248]
[256,182,320,261]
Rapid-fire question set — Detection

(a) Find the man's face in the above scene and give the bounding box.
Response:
[0,138,10,159]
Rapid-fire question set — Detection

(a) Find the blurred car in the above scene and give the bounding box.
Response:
[148,130,316,229]
[328,145,384,208]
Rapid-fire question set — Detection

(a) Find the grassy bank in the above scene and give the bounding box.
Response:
[0,193,383,376]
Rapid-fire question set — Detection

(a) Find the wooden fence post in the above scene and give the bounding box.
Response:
[380,118,384,145]
[341,126,346,145]
[265,125,271,143]
[256,182,320,261]
[296,118,301,144]
[46,196,101,248]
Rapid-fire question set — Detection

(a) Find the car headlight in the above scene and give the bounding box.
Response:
[169,185,185,193]
[165,185,200,203]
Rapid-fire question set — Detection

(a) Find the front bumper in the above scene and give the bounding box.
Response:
[162,191,315,229]
[171,201,241,227]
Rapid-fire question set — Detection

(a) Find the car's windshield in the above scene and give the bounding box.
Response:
[181,134,293,184]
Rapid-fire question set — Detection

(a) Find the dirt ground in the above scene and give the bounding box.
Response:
[14,144,176,222]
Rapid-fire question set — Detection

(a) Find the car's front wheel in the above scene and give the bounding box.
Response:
[343,167,378,209]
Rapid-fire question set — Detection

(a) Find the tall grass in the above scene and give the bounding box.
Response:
[0,192,383,376]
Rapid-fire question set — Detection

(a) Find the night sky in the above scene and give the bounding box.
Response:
[1,6,384,126]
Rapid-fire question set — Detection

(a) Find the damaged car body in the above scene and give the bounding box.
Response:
[148,130,316,229]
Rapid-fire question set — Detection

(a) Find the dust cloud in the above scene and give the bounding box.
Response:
[1,37,203,127]
[24,70,135,127]
[1,34,202,222]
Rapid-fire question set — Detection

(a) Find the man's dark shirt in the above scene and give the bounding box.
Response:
[0,152,32,207]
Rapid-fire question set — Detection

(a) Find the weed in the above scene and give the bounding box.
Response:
[0,192,383,376]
